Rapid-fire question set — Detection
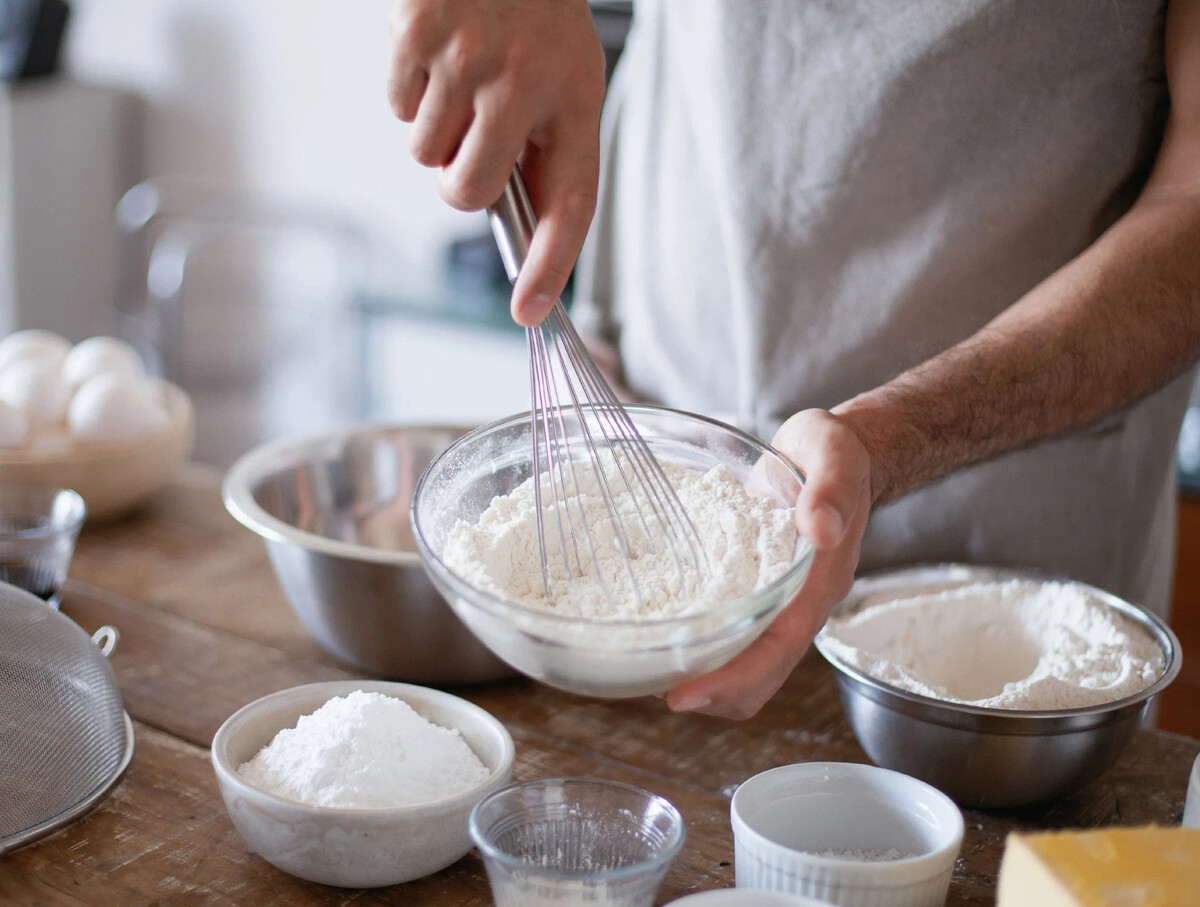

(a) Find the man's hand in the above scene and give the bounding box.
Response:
[387,0,607,326]
[664,410,873,719]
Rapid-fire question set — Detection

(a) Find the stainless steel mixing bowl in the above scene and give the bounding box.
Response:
[223,425,513,684]
[813,564,1182,809]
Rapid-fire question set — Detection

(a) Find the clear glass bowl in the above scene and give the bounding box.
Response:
[411,405,815,698]
[469,776,685,907]
[0,485,86,608]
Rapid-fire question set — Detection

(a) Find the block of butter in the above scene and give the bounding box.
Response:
[998,826,1200,906]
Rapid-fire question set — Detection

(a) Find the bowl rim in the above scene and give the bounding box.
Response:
[813,563,1183,724]
[222,422,476,566]
[0,379,192,465]
[410,403,816,633]
[668,892,831,906]
[468,775,687,882]
[210,679,516,815]
[729,761,964,882]
[0,485,86,539]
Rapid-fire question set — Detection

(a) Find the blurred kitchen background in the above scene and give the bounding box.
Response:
[0,0,632,466]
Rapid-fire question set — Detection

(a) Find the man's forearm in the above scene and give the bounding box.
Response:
[833,191,1200,507]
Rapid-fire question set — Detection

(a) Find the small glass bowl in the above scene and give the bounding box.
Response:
[469,777,685,907]
[0,485,86,608]
[412,405,815,698]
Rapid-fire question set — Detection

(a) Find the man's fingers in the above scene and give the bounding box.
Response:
[387,2,443,122]
[665,592,824,719]
[386,11,429,124]
[509,132,599,326]
[660,410,876,719]
[439,97,534,210]
[387,52,428,122]
[665,636,798,720]
[663,532,861,719]
[386,0,605,328]
[781,412,871,550]
[409,71,474,170]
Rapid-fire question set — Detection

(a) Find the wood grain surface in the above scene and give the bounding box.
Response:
[3,465,1197,905]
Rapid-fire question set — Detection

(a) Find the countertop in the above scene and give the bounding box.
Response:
[3,464,1197,905]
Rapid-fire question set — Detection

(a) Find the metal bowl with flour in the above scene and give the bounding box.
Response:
[223,425,513,684]
[814,564,1181,808]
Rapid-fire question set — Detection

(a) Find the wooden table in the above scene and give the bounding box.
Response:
[3,465,1197,905]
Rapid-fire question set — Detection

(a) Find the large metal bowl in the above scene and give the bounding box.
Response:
[222,425,513,684]
[813,564,1182,809]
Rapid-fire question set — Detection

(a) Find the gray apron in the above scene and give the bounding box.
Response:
[573,0,1190,618]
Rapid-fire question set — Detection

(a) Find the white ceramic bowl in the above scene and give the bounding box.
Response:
[211,679,516,888]
[730,763,963,907]
[0,380,192,521]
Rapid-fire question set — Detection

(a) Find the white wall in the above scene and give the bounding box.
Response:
[65,0,482,294]
[52,0,535,456]
[2,80,136,339]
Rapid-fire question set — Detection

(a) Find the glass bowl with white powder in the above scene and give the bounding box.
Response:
[411,405,816,698]
[813,564,1182,808]
[211,680,515,888]
[470,776,685,907]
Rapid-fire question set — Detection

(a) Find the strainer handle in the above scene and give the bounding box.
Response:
[91,626,119,658]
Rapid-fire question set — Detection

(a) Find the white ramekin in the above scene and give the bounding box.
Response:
[730,762,963,907]
[668,890,831,905]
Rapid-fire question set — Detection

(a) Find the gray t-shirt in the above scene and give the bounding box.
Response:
[574,0,1190,617]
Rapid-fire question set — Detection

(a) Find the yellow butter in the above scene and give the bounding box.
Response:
[997,826,1200,907]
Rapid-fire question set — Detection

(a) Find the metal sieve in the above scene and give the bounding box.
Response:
[0,582,134,854]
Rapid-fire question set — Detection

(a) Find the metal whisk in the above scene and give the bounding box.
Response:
[487,169,709,610]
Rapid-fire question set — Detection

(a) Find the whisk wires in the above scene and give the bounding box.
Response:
[486,167,708,613]
[527,299,710,612]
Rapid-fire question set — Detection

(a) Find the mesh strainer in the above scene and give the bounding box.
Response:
[0,582,134,854]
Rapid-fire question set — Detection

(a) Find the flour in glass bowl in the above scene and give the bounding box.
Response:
[441,459,798,619]
[237,691,490,808]
[818,580,1165,710]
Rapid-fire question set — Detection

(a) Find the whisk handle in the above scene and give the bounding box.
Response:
[487,168,538,283]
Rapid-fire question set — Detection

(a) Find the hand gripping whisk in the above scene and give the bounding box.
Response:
[487,169,709,611]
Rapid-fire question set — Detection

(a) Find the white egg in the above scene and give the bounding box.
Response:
[62,336,145,389]
[67,374,169,443]
[0,399,30,448]
[0,329,71,373]
[0,358,71,425]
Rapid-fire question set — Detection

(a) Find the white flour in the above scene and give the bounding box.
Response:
[808,847,915,862]
[819,580,1165,710]
[442,460,797,619]
[237,691,490,808]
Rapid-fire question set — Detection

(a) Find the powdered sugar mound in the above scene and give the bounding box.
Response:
[442,459,797,620]
[819,580,1165,710]
[238,690,490,808]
